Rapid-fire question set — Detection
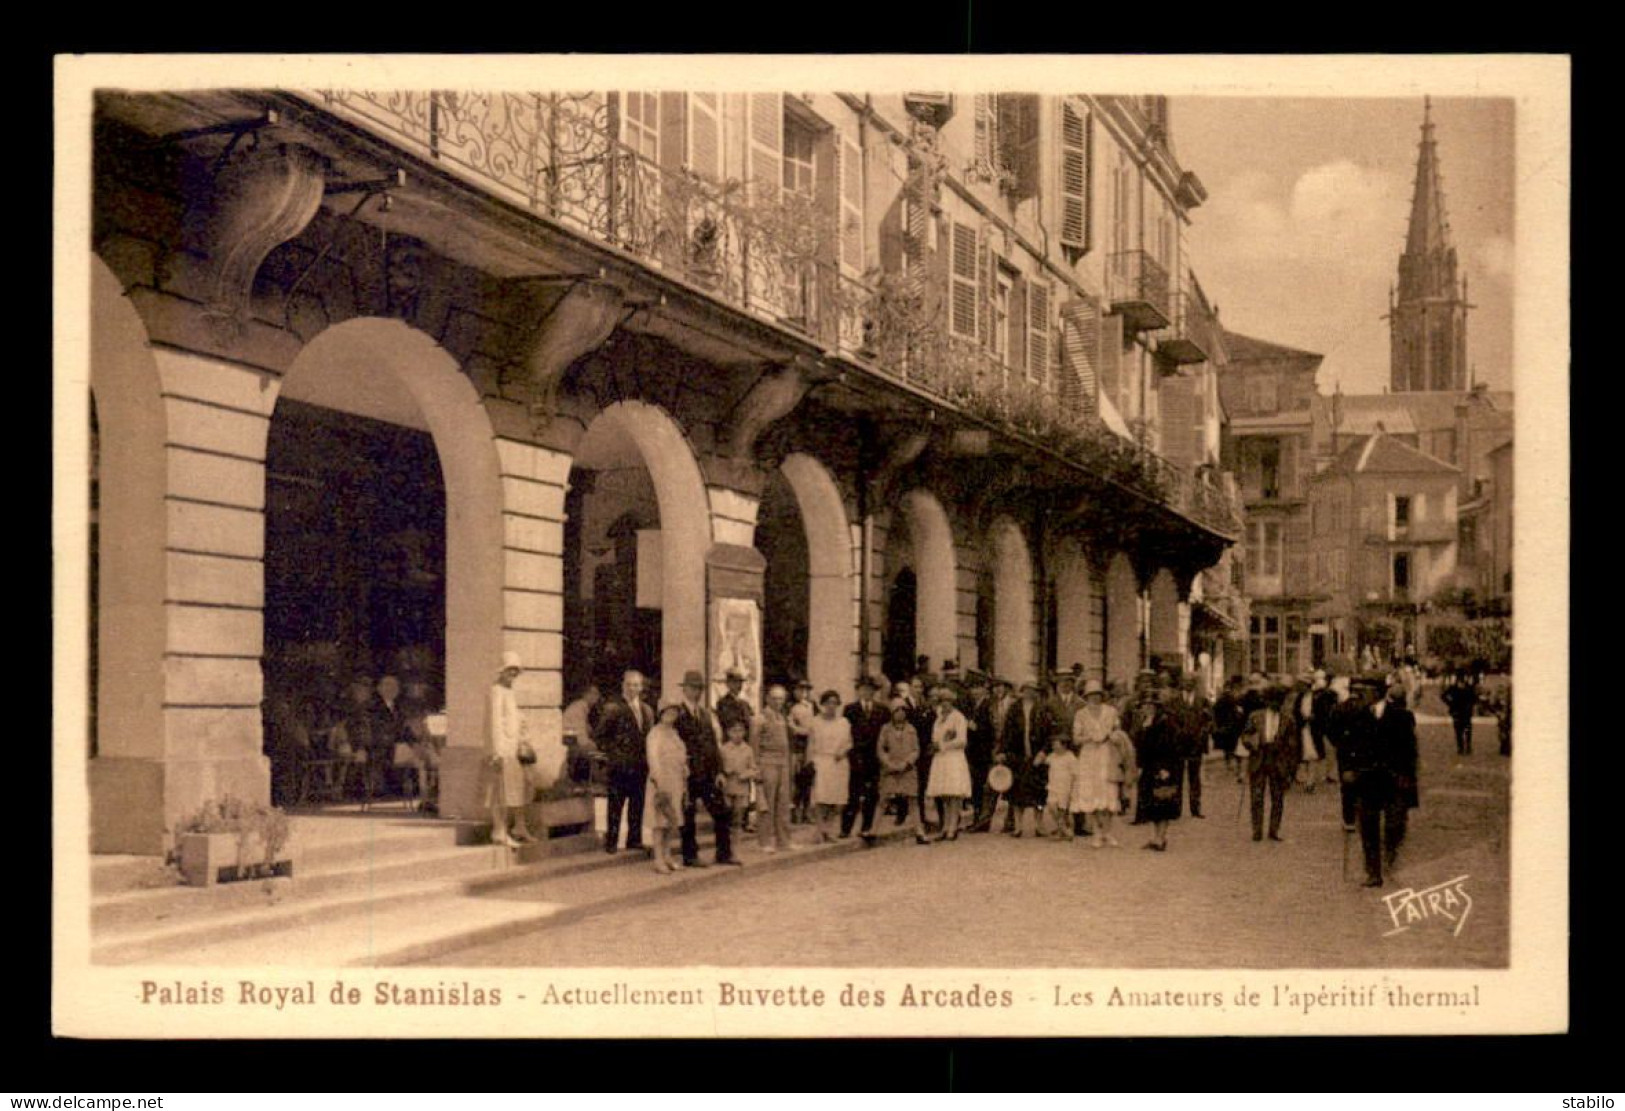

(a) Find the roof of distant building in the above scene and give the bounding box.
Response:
[1319,431,1460,478]
[1218,329,1324,367]
[1315,388,1514,436]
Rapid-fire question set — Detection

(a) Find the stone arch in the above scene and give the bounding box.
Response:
[897,489,958,671]
[777,452,856,697]
[275,317,506,817]
[988,516,1036,684]
[1051,536,1097,681]
[574,399,713,693]
[1105,551,1143,686]
[88,253,170,852]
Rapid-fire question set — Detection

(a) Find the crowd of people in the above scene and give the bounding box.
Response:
[265,672,445,810]
[479,650,1498,889]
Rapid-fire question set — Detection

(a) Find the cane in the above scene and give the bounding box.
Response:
[1342,826,1353,882]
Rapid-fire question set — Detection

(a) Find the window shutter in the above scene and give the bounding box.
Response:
[839,133,864,274]
[999,94,1041,198]
[1027,279,1052,385]
[1009,273,1027,376]
[690,93,723,181]
[747,93,783,203]
[1060,101,1090,251]
[1158,378,1195,469]
[974,94,996,178]
[1098,310,1125,413]
[979,235,994,349]
[949,221,979,340]
[1059,296,1100,413]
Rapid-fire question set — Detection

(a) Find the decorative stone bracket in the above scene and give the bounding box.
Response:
[870,426,933,507]
[520,280,627,434]
[720,356,827,462]
[194,142,327,344]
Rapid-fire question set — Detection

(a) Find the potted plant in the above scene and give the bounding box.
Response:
[175,796,295,887]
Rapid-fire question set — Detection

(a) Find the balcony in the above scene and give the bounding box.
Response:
[1107,250,1170,333]
[1155,290,1214,367]
[311,90,865,353]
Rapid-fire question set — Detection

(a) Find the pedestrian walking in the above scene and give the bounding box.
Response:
[1242,682,1298,843]
[1174,673,1212,817]
[1443,671,1478,756]
[924,685,972,840]
[807,690,853,843]
[1339,677,1419,886]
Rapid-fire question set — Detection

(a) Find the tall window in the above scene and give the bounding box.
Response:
[1258,440,1281,500]
[782,117,817,198]
[1247,520,1282,578]
[1394,495,1411,528]
[1250,615,1282,674]
[619,92,659,161]
[1393,552,1411,595]
[991,268,1012,364]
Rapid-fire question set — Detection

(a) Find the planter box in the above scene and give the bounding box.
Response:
[178,831,295,887]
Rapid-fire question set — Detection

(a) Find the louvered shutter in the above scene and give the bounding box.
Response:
[1009,274,1027,377]
[1060,101,1090,251]
[974,94,996,178]
[1060,296,1100,413]
[949,221,979,340]
[1158,378,1195,469]
[690,93,723,182]
[1028,280,1052,385]
[999,94,1041,198]
[1099,310,1125,413]
[748,93,783,203]
[838,133,864,274]
[979,238,994,350]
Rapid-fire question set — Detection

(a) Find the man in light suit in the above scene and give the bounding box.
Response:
[1242,683,1298,842]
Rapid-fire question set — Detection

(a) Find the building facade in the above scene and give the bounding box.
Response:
[1307,432,1461,663]
[86,89,1240,853]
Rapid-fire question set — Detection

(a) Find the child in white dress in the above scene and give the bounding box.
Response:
[1044,736,1079,840]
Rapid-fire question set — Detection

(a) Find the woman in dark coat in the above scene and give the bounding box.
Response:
[1134,688,1185,851]
[997,682,1052,838]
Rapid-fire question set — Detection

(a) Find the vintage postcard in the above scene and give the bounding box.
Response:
[53,53,1569,1038]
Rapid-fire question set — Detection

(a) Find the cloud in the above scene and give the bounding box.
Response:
[1197,159,1405,265]
[1473,235,1514,282]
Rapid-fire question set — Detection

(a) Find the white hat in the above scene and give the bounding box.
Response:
[501,651,523,671]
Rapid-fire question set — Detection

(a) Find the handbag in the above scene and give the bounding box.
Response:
[516,741,538,766]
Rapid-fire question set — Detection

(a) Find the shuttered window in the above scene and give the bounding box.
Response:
[973,94,998,179]
[1059,296,1101,412]
[838,133,864,274]
[999,94,1042,198]
[1027,279,1051,384]
[690,93,722,181]
[748,93,783,202]
[949,221,979,340]
[1060,101,1091,251]
[619,92,660,161]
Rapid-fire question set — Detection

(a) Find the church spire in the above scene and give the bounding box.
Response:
[1404,95,1453,259]
[1389,96,1469,393]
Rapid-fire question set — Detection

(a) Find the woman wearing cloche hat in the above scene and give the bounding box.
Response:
[484,651,536,848]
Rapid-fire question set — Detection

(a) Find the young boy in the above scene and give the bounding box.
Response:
[1044,735,1079,841]
[719,719,760,845]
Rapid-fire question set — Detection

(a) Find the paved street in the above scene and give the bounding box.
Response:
[431,720,1507,969]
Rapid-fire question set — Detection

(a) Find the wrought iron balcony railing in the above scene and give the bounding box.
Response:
[309,90,1239,539]
[315,90,867,352]
[1156,289,1214,367]
[1107,249,1171,332]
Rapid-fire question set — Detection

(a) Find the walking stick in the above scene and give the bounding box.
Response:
[1342,826,1353,883]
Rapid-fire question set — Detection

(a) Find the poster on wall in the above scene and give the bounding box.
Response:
[710,595,762,711]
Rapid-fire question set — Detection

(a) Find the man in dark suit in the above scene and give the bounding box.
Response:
[592,669,651,854]
[1173,673,1213,818]
[675,669,739,867]
[1339,676,1419,885]
[841,676,891,839]
[715,667,754,734]
[959,673,997,831]
[1241,683,1298,842]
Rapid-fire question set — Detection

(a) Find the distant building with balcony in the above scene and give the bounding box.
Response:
[86,87,1241,853]
[1307,431,1461,664]
[1216,329,1325,676]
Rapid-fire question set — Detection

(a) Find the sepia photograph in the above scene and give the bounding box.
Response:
[53,54,1568,1038]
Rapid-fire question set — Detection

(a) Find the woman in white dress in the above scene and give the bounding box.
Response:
[924,685,972,841]
[484,652,536,847]
[807,690,853,843]
[644,703,689,874]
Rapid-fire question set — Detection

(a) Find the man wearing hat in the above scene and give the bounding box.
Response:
[841,676,890,839]
[484,653,536,847]
[1172,673,1213,819]
[675,669,741,867]
[1241,682,1298,843]
[997,680,1054,836]
[960,673,996,831]
[715,667,756,832]
[1338,675,1417,885]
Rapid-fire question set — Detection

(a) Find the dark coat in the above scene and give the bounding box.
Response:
[842,699,892,768]
[715,691,754,734]
[998,699,1054,808]
[1337,698,1419,809]
[1171,693,1213,761]
[1133,703,1185,821]
[675,702,723,782]
[965,695,998,766]
[1442,682,1478,723]
[367,694,406,758]
[1372,701,1420,809]
[1241,706,1299,781]
[1212,691,1247,752]
[594,695,652,771]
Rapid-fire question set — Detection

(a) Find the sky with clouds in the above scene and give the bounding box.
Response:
[1169,96,1515,396]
